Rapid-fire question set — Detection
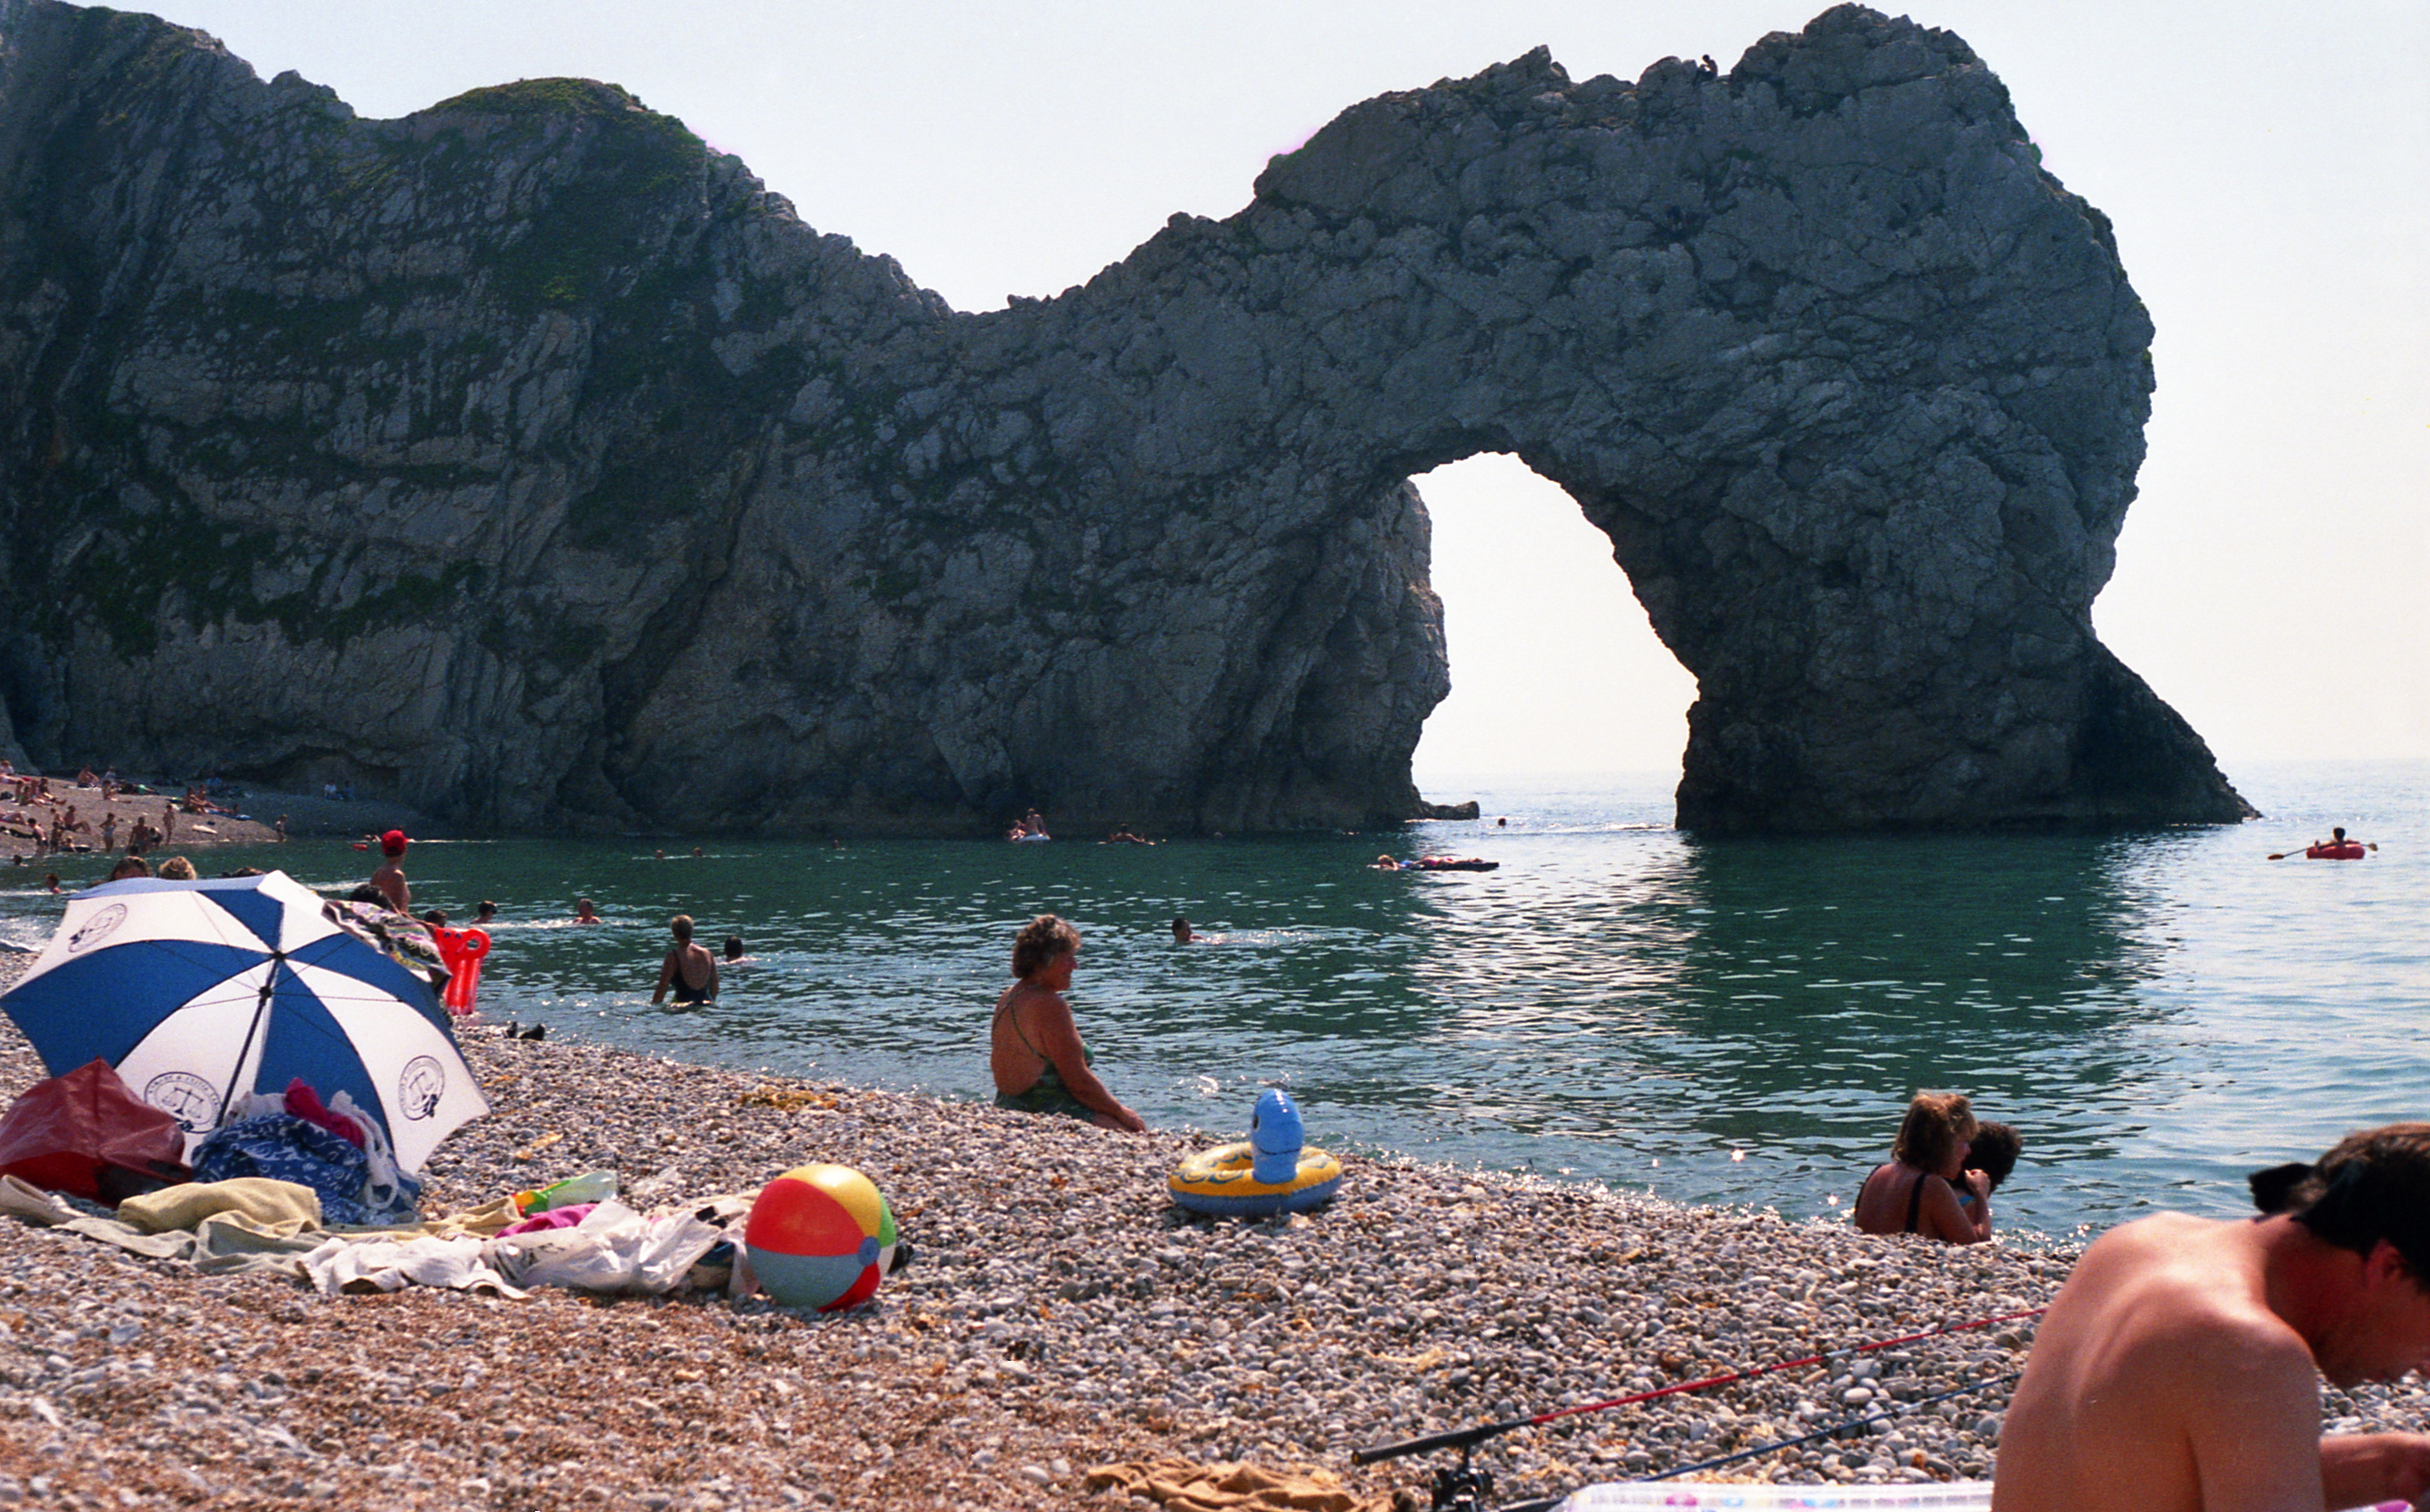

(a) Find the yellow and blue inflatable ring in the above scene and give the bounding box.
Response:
[1168,1142,1344,1217]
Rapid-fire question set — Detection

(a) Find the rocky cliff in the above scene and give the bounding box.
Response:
[0,1,2252,834]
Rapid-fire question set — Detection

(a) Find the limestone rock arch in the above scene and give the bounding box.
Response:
[0,1,2252,833]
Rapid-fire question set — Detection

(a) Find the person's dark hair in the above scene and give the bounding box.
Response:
[724,936,743,958]
[671,914,694,943]
[1968,1121,2022,1190]
[1012,914,1080,978]
[1892,1091,1977,1174]
[345,881,384,904]
[2250,1123,2430,1277]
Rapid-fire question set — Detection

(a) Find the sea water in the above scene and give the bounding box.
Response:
[1,759,2418,1237]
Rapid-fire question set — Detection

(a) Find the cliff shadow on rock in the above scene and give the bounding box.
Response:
[0,0,2253,834]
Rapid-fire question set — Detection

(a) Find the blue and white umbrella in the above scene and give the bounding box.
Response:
[0,870,488,1172]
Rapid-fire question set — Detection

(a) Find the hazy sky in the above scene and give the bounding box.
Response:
[134,1,2429,783]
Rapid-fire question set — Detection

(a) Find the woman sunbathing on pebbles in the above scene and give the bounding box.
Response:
[988,914,1147,1133]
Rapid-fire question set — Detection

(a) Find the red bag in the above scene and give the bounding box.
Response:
[0,1059,192,1203]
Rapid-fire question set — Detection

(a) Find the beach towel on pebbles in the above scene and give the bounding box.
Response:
[118,1177,322,1234]
[301,1233,525,1299]
[487,1198,726,1295]
[1082,1460,1395,1512]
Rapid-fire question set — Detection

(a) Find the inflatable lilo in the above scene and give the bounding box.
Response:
[1169,1089,1343,1217]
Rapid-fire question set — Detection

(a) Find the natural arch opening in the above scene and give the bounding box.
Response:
[1409,454,1696,794]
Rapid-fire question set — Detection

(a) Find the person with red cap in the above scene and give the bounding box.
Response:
[370,830,411,912]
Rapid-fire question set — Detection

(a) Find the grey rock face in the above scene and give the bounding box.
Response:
[0,0,2250,833]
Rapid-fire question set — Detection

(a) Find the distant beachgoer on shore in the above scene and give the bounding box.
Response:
[1852,1091,1991,1245]
[106,856,149,882]
[474,900,497,925]
[1956,1121,2022,1214]
[155,857,197,880]
[1995,1123,2430,1512]
[1372,855,1401,871]
[98,812,116,851]
[573,898,601,925]
[722,936,749,965]
[652,915,718,1006]
[160,807,175,843]
[989,914,1147,1133]
[274,815,287,842]
[370,831,411,912]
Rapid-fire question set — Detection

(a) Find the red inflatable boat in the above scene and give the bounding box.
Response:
[2306,842,2366,860]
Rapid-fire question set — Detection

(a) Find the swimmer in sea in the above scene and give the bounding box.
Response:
[651,914,718,1006]
[722,935,750,966]
[574,897,602,924]
[1171,915,1196,943]
[1372,854,1401,871]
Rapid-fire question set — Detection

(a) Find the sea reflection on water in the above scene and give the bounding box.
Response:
[1,762,2418,1236]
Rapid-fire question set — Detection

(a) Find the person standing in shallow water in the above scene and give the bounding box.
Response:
[652,915,718,1006]
[369,830,410,912]
[989,915,1146,1132]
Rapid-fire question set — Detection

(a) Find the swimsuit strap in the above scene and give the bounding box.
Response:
[996,985,1048,1062]
[1904,1168,1926,1234]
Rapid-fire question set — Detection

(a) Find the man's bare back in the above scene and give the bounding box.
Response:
[1998,1207,2430,1512]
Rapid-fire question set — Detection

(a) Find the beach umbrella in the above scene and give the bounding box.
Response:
[0,871,488,1172]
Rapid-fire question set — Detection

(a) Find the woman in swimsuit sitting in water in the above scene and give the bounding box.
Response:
[989,914,1147,1132]
[1852,1090,1992,1245]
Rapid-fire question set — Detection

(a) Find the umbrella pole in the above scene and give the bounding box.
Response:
[213,953,284,1135]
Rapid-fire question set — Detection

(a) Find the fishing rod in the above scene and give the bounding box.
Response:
[1478,1372,2022,1512]
[1350,1306,2045,1467]
[1650,1369,2019,1481]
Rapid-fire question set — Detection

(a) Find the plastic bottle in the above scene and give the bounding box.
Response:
[512,1169,617,1216]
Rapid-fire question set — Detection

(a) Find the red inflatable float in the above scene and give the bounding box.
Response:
[2306,842,2366,860]
[425,926,491,1014]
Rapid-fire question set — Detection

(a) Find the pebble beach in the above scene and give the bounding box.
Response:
[4,956,2428,1511]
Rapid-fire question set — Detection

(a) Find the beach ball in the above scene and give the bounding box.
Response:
[745,1163,898,1313]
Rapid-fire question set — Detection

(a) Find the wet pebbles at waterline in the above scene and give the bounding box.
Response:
[3,1006,2428,1509]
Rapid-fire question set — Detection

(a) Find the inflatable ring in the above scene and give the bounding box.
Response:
[1169,1142,1344,1217]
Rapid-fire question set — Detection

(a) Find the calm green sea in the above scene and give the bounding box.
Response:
[4,760,2420,1237]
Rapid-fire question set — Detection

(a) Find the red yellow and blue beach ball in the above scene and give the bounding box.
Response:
[745,1163,898,1312]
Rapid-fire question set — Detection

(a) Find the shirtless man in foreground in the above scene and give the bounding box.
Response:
[1996,1123,2430,1512]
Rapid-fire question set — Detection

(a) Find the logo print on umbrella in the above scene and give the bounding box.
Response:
[399,1056,446,1120]
[144,1071,221,1132]
[66,904,127,954]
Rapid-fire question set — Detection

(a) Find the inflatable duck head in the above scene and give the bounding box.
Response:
[1249,1088,1305,1184]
